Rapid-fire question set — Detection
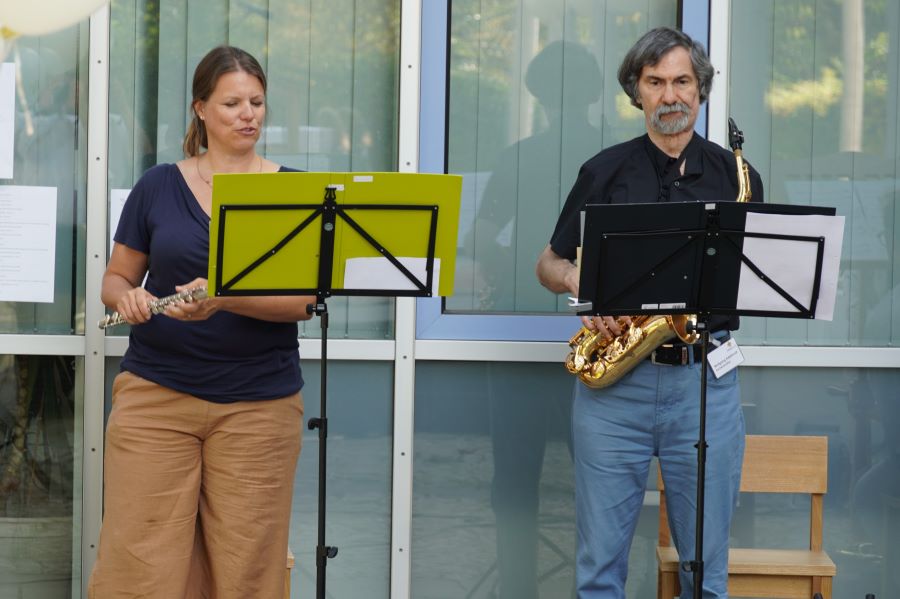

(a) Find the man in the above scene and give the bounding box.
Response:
[536,27,763,598]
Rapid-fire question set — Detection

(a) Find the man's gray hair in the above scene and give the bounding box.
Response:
[617,27,714,109]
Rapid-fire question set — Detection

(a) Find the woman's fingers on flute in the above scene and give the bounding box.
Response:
[165,279,204,322]
[175,277,207,293]
[118,288,155,324]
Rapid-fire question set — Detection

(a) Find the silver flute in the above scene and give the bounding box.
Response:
[97,286,208,329]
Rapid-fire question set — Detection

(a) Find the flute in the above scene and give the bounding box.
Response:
[97,286,208,329]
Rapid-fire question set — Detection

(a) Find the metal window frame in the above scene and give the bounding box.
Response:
[81,4,110,595]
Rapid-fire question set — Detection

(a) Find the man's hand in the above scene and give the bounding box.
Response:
[582,315,632,339]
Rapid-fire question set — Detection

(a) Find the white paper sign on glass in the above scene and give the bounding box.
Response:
[0,63,14,179]
[109,188,131,257]
[737,212,845,321]
[0,185,58,302]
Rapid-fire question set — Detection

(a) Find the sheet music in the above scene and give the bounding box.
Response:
[737,212,844,320]
[344,257,440,295]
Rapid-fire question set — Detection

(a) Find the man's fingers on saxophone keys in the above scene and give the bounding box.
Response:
[590,316,611,339]
[596,315,630,339]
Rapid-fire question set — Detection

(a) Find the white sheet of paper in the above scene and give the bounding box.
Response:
[0,63,15,179]
[0,185,57,302]
[109,188,131,257]
[737,212,844,321]
[344,257,440,295]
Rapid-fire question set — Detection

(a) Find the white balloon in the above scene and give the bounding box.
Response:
[0,0,108,36]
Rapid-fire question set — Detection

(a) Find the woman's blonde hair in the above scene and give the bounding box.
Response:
[182,46,267,157]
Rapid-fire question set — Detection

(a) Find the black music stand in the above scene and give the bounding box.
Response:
[211,183,444,599]
[577,200,839,598]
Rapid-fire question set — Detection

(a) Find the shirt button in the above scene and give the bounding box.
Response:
[674,181,680,187]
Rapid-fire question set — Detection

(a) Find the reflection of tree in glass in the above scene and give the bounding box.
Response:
[109,1,401,171]
[765,0,893,157]
[448,1,518,177]
[0,356,75,517]
[0,355,75,596]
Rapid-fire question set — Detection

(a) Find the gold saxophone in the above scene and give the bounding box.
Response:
[564,118,753,389]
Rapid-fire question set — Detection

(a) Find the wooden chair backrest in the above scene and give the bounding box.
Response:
[658,435,828,550]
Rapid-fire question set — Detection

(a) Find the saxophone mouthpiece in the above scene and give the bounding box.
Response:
[728,117,744,152]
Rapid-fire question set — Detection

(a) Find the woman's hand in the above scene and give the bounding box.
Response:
[102,242,153,324]
[165,278,217,322]
[114,287,158,325]
[163,277,313,323]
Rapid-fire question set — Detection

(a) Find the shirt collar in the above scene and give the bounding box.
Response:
[644,132,704,178]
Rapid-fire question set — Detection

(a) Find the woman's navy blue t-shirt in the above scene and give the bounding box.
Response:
[115,163,303,403]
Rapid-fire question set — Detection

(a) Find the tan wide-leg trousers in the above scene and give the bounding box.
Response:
[89,372,303,599]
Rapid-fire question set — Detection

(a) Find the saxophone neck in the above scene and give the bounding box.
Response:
[729,117,752,203]
[728,117,744,152]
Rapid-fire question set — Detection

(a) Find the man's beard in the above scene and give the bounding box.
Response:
[650,102,692,134]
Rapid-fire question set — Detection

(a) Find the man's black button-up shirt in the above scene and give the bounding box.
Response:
[549,132,764,332]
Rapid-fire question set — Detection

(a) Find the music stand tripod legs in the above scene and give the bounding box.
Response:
[307,297,338,599]
[683,320,712,599]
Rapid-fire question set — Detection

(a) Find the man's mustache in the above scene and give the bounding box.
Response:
[655,102,691,117]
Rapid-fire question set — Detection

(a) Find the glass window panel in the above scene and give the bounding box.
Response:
[0,354,82,597]
[0,30,89,334]
[730,0,900,347]
[412,362,581,598]
[290,360,393,597]
[446,0,677,314]
[108,0,400,339]
[413,362,900,598]
[739,366,900,598]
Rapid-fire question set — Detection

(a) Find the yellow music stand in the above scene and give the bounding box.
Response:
[207,171,461,599]
[208,171,461,299]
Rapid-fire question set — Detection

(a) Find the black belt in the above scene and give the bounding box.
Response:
[649,343,704,366]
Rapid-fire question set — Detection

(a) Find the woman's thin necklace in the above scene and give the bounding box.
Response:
[196,155,263,187]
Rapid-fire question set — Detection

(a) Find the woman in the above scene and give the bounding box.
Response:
[89,46,314,598]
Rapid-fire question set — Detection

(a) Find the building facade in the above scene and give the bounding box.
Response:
[0,0,898,597]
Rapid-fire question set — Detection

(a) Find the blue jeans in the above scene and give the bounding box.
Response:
[573,356,745,598]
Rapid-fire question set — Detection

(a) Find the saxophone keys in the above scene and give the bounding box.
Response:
[568,328,590,346]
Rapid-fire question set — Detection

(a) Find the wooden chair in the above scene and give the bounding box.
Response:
[656,435,836,599]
